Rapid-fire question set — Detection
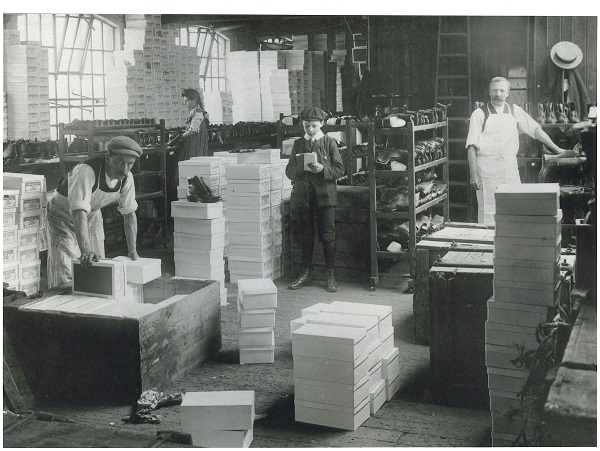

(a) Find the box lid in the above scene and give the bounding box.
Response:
[293,323,366,344]
[324,301,392,320]
[494,183,560,198]
[237,278,277,296]
[181,390,254,408]
[306,312,378,330]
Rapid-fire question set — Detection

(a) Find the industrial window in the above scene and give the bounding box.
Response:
[176,26,229,92]
[16,14,117,140]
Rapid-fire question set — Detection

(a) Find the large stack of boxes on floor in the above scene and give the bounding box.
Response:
[181,391,255,448]
[290,301,399,430]
[486,183,562,446]
[106,14,200,128]
[237,278,278,364]
[3,29,51,141]
[3,173,47,296]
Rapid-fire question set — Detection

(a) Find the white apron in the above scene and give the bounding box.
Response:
[475,109,521,225]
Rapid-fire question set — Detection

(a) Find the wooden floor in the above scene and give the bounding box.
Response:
[4,259,493,447]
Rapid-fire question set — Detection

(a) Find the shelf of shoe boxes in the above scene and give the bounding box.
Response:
[4,33,51,141]
[290,301,398,430]
[3,173,48,296]
[485,183,562,447]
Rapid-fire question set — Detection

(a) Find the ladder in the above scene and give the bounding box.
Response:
[434,16,476,222]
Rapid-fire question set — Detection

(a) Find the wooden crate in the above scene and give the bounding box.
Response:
[3,278,221,403]
[429,265,494,408]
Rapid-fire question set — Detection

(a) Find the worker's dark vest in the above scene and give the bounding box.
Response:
[480,102,515,132]
[56,157,127,197]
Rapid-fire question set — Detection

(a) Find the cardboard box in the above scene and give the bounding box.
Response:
[174,248,224,267]
[18,244,39,263]
[19,277,41,296]
[113,256,161,284]
[190,429,253,448]
[19,193,43,211]
[173,232,225,250]
[173,217,226,235]
[4,208,17,227]
[485,321,539,349]
[229,258,273,274]
[322,301,393,337]
[17,228,39,247]
[180,391,255,431]
[4,226,18,246]
[229,244,272,261]
[382,347,400,380]
[171,200,223,220]
[294,396,370,431]
[228,192,271,208]
[238,303,276,329]
[3,262,19,283]
[3,189,19,208]
[229,231,271,247]
[292,323,368,361]
[493,278,559,306]
[301,302,330,316]
[494,183,560,216]
[385,373,401,401]
[18,259,41,280]
[228,180,271,195]
[175,262,225,280]
[237,278,277,309]
[3,245,18,265]
[239,327,275,348]
[3,173,45,194]
[240,347,275,364]
[494,210,562,238]
[236,149,281,165]
[228,206,270,223]
[486,298,553,328]
[296,152,318,171]
[229,218,271,235]
[294,374,370,408]
[306,312,378,346]
[225,164,271,181]
[369,380,386,414]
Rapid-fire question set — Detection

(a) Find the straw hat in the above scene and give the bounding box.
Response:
[550,41,583,70]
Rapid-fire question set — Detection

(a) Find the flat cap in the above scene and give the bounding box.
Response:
[300,107,327,121]
[107,136,143,158]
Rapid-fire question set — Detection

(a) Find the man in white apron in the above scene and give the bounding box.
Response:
[47,136,142,288]
[466,77,568,225]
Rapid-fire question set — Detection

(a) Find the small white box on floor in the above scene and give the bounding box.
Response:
[236,148,280,165]
[382,347,400,380]
[228,180,271,195]
[180,391,255,432]
[228,206,270,223]
[292,323,367,362]
[237,278,277,309]
[113,256,161,284]
[369,380,386,414]
[322,301,393,336]
[174,232,225,251]
[294,374,370,408]
[174,217,226,235]
[240,346,275,364]
[239,327,275,348]
[171,200,223,220]
[306,312,378,346]
[190,429,253,448]
[290,317,308,338]
[385,373,401,401]
[294,396,370,431]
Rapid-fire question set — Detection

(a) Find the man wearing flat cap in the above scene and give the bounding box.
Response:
[285,106,345,292]
[47,136,142,287]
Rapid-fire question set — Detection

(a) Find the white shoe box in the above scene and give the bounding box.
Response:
[485,344,530,373]
[495,210,562,239]
[271,230,283,246]
[173,249,224,268]
[17,228,39,247]
[229,218,270,234]
[486,298,552,328]
[230,272,273,284]
[220,288,228,307]
[485,321,539,349]
[230,244,272,261]
[270,176,282,191]
[18,244,39,263]
[238,304,276,329]
[228,205,270,223]
[229,231,271,247]
[385,373,401,401]
[380,328,394,356]
[18,259,41,280]
[236,149,280,165]
[180,391,255,432]
[19,192,44,212]
[487,366,528,393]
[20,277,41,296]
[301,303,330,317]
[3,226,18,246]
[322,301,393,337]
[175,262,225,280]
[493,278,559,307]
[294,374,370,408]
[178,159,221,178]
[494,236,561,262]
[18,209,42,229]
[174,232,225,250]
[3,262,18,283]
[174,217,226,235]
[228,179,271,195]
[190,428,253,448]
[366,338,383,370]
[270,189,282,206]
[489,388,521,415]
[293,352,369,385]
[171,200,223,220]
[494,183,560,216]
[292,323,368,362]
[305,312,378,346]
[4,244,18,265]
[382,347,400,380]
[270,204,283,220]
[237,278,277,309]
[113,257,161,284]
[494,260,559,285]
[294,396,370,431]
[178,174,220,189]
[228,192,271,208]
[368,360,383,389]
[290,317,308,338]
[369,380,386,414]
[225,164,271,181]
[240,346,275,364]
[3,173,45,194]
[229,258,273,274]
[239,327,274,348]
[3,189,19,208]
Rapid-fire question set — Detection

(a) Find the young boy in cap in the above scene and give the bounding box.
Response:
[285,107,345,292]
[47,136,142,287]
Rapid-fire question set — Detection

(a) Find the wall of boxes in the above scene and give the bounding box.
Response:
[3,173,48,296]
[3,30,51,141]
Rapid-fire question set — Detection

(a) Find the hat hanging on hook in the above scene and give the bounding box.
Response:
[550,41,583,70]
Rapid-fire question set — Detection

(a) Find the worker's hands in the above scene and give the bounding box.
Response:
[307,162,324,173]
[556,149,576,158]
[470,173,482,190]
[128,250,139,260]
[79,250,100,268]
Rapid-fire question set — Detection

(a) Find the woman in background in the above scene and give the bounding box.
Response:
[170,88,211,160]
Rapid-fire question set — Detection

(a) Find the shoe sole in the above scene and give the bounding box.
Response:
[287,281,313,290]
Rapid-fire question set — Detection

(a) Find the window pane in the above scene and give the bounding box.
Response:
[41,14,54,46]
[48,51,56,74]
[81,76,93,98]
[59,48,72,71]
[91,50,104,72]
[94,106,106,120]
[64,15,79,48]
[91,18,103,50]
[73,17,89,49]
[82,106,93,121]
[49,78,56,98]
[103,22,114,51]
[93,75,105,98]
[27,14,41,42]
[70,49,83,71]
[57,107,70,125]
[56,75,69,99]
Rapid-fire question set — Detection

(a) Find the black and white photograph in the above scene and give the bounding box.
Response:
[2,3,597,448]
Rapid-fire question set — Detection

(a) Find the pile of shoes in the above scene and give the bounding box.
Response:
[337,171,369,187]
[3,139,59,166]
[536,101,580,124]
[205,122,277,144]
[415,137,446,166]
[374,146,408,167]
[415,181,447,207]
[377,214,449,251]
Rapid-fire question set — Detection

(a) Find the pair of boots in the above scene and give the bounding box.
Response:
[537,102,580,124]
[288,268,339,292]
[187,176,221,203]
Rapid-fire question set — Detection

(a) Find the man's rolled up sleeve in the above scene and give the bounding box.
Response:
[465,109,484,149]
[117,172,138,215]
[68,165,94,215]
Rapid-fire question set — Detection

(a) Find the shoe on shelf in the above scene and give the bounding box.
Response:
[568,102,580,123]
[556,103,569,123]
[546,102,557,124]
[288,269,313,290]
[537,103,546,124]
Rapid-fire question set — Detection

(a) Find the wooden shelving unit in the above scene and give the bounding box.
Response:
[58,120,168,253]
[368,120,450,289]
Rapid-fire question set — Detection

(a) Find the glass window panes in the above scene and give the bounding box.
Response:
[41,14,54,47]
[91,19,104,50]
[27,14,41,42]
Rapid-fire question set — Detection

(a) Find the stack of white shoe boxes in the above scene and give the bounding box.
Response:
[237,278,277,364]
[269,160,286,280]
[292,322,371,430]
[180,391,255,448]
[171,198,227,306]
[486,183,561,447]
[226,157,275,283]
[321,301,395,413]
[212,152,238,258]
[3,173,47,295]
[177,158,222,201]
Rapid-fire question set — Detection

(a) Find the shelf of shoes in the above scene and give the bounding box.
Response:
[4,35,51,141]
[291,301,397,430]
[486,183,562,446]
[3,173,47,296]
